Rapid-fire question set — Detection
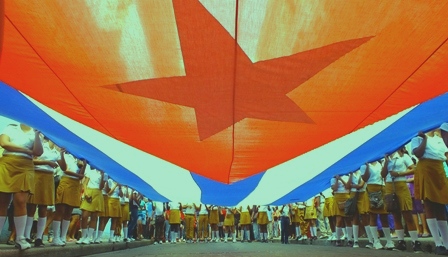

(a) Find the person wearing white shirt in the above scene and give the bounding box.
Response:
[196,203,209,242]
[381,147,422,252]
[120,186,131,242]
[52,153,86,247]
[0,124,43,250]
[239,205,251,242]
[77,168,106,245]
[25,138,65,247]
[183,202,196,243]
[152,201,165,244]
[361,161,393,250]
[208,205,219,242]
[257,205,269,242]
[346,170,370,248]
[304,197,318,241]
[412,125,448,255]
[223,207,237,243]
[331,174,350,246]
[106,179,122,243]
[168,202,181,243]
[279,204,291,244]
[95,172,110,243]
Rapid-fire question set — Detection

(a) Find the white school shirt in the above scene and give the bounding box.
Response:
[102,173,109,195]
[331,176,349,193]
[280,205,290,217]
[411,136,448,161]
[1,124,35,158]
[153,201,164,216]
[34,142,61,172]
[62,153,80,179]
[108,179,120,198]
[198,205,209,215]
[258,205,268,213]
[360,162,384,185]
[183,203,195,215]
[385,153,414,182]
[349,172,366,192]
[85,169,102,189]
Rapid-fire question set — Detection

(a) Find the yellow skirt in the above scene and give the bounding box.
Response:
[28,170,54,205]
[209,210,219,224]
[107,197,122,218]
[80,188,104,212]
[415,159,448,204]
[0,155,35,194]
[257,212,268,225]
[385,181,413,212]
[98,195,109,217]
[323,197,334,217]
[121,203,130,221]
[240,212,251,225]
[55,176,81,207]
[366,184,387,214]
[333,193,350,217]
[349,191,369,214]
[169,209,180,224]
[224,213,234,226]
[304,206,317,220]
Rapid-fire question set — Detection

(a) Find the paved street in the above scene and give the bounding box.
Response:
[85,241,432,257]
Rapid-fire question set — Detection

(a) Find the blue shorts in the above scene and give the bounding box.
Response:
[138,213,147,225]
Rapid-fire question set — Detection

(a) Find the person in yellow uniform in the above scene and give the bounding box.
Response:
[223,207,237,243]
[196,203,209,242]
[209,205,219,242]
[257,205,269,242]
[239,205,251,242]
[183,202,196,243]
[168,202,181,244]
[25,137,64,247]
[0,124,43,250]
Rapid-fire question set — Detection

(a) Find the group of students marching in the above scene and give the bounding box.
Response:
[1,121,447,255]
[322,123,448,255]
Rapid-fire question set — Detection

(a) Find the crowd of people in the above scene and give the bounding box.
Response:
[0,121,447,255]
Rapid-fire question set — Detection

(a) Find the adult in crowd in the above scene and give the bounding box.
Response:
[280,204,291,244]
[25,137,65,247]
[77,168,105,245]
[0,124,43,250]
[411,124,448,255]
[152,200,165,244]
[127,190,141,240]
[382,147,423,252]
[361,161,395,250]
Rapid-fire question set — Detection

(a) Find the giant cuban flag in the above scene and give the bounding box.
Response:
[1,0,448,205]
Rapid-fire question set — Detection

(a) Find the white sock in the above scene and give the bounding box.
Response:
[369,226,379,243]
[395,229,405,240]
[382,227,392,244]
[365,225,373,243]
[24,216,34,239]
[61,219,70,240]
[313,227,317,237]
[295,227,299,237]
[123,228,128,238]
[174,232,178,241]
[97,230,103,240]
[36,217,47,239]
[427,218,442,246]
[81,228,88,239]
[170,231,174,241]
[225,233,228,241]
[347,226,353,241]
[353,225,359,242]
[0,216,6,234]
[437,220,448,248]
[110,230,115,239]
[88,228,94,239]
[342,227,347,237]
[409,230,418,242]
[14,215,28,241]
[52,221,61,240]
[336,227,342,240]
[240,230,243,239]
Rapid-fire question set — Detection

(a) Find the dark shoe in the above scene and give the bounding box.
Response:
[434,245,448,255]
[34,238,45,247]
[6,239,15,245]
[335,240,344,247]
[346,240,353,247]
[25,238,32,244]
[394,240,406,251]
[412,241,423,253]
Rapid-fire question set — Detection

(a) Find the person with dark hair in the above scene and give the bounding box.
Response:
[279,204,291,244]
[0,124,43,250]
[127,190,141,241]
[411,125,448,255]
[152,200,165,244]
